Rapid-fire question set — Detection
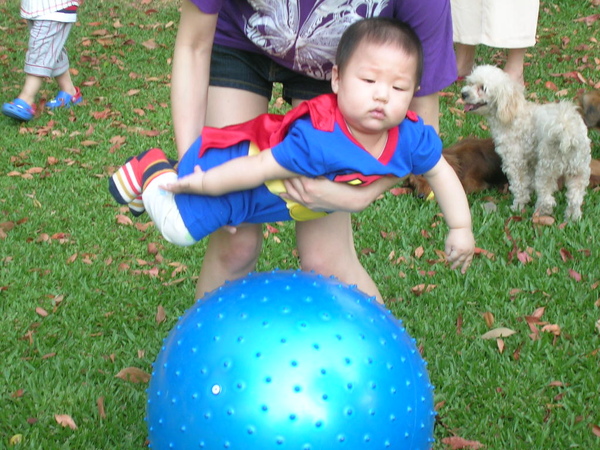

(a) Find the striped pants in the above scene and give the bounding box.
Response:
[25,19,73,78]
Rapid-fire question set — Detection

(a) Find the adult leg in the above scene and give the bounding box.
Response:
[409,92,440,133]
[454,43,476,78]
[285,97,382,302]
[295,212,383,303]
[194,86,269,298]
[504,48,527,85]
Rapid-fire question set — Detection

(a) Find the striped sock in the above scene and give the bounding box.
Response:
[128,196,145,217]
[128,157,179,216]
[109,148,174,209]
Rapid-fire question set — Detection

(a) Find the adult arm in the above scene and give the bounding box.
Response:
[281,176,401,213]
[424,157,474,272]
[171,0,217,159]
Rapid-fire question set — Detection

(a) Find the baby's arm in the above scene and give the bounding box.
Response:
[162,149,298,195]
[423,157,475,273]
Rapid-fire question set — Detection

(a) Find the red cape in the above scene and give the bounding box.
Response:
[198,94,338,155]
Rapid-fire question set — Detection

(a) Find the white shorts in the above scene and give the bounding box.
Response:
[451,0,540,48]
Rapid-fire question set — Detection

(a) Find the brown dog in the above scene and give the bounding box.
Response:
[577,89,600,130]
[407,137,507,198]
[407,137,600,198]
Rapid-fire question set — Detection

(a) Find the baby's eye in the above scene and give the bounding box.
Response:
[362,78,375,83]
[393,86,405,91]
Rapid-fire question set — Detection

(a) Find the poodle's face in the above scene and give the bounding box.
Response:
[460,65,524,122]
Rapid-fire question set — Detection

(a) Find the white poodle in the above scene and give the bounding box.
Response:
[461,65,592,220]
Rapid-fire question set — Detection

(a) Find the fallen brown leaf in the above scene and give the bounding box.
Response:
[483,311,494,328]
[55,414,77,430]
[411,284,437,296]
[115,367,150,383]
[156,305,166,324]
[116,214,133,225]
[481,327,516,339]
[497,338,505,354]
[97,396,106,419]
[541,324,561,336]
[568,269,582,282]
[441,436,485,449]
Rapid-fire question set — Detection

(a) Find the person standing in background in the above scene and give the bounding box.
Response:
[2,0,83,122]
[451,0,540,84]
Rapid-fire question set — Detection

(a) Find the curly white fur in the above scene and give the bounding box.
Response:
[461,65,592,220]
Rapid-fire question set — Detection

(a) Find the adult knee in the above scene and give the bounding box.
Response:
[210,227,263,273]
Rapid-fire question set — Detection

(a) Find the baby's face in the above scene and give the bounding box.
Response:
[331,41,419,140]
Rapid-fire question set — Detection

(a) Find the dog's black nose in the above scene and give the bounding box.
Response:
[461,91,468,100]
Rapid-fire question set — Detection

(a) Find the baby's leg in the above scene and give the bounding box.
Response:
[143,173,196,246]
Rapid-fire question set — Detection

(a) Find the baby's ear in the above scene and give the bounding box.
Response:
[331,65,340,94]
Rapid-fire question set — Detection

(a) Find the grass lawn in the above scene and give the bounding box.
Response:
[0,0,598,448]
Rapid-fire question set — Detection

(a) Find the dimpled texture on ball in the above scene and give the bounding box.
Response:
[146,270,435,449]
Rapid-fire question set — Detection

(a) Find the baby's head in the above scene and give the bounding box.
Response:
[332,18,423,139]
[335,18,423,89]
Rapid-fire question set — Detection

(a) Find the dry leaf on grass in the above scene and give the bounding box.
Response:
[115,367,150,383]
[481,327,516,339]
[97,396,106,419]
[482,312,494,328]
[156,305,166,324]
[55,414,77,430]
[441,436,485,449]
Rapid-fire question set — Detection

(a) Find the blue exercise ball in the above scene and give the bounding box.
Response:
[146,270,435,449]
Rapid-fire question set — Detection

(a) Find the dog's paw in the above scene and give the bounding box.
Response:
[534,201,556,217]
[564,206,582,221]
[510,200,527,212]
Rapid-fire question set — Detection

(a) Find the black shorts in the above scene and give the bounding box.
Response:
[209,44,333,104]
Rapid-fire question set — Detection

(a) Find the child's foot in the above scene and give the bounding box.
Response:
[109,148,174,208]
[126,158,177,216]
[2,98,36,121]
[47,87,83,109]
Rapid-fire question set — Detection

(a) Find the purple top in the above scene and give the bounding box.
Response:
[190,0,457,97]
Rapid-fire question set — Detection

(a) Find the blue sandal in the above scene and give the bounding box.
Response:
[2,98,36,121]
[47,87,83,109]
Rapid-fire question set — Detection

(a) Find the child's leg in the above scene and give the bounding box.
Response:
[109,148,174,205]
[109,149,196,246]
[53,70,79,99]
[2,20,51,119]
[24,20,70,82]
[17,74,44,106]
[2,74,41,120]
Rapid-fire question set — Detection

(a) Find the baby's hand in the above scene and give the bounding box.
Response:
[160,165,205,194]
[445,227,475,273]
